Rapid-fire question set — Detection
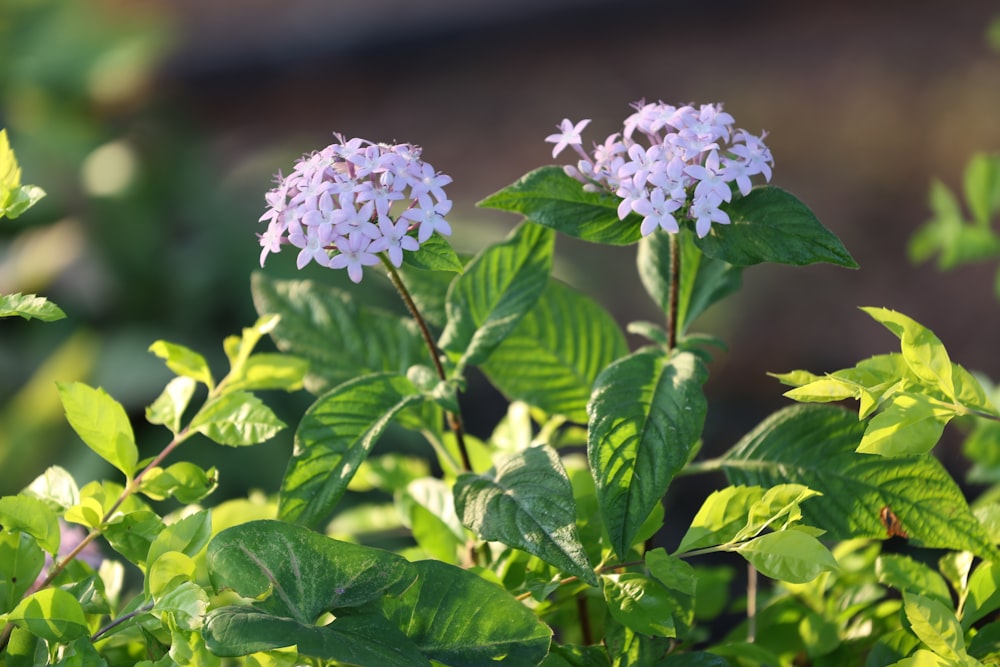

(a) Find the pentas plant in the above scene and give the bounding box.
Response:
[546,101,773,237]
[258,134,453,282]
[4,101,1000,667]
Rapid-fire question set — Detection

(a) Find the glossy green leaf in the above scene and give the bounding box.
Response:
[602,572,680,638]
[206,520,415,616]
[676,486,764,554]
[0,531,45,614]
[481,279,628,423]
[455,444,597,585]
[224,354,308,393]
[189,391,285,446]
[147,509,212,569]
[145,376,197,435]
[148,340,215,389]
[0,293,65,321]
[103,510,164,567]
[138,461,218,503]
[6,587,89,642]
[0,495,60,554]
[694,186,858,268]
[963,560,1000,629]
[205,607,429,664]
[377,559,553,666]
[250,272,426,394]
[857,393,953,455]
[439,221,554,367]
[23,466,80,511]
[876,554,953,609]
[588,348,708,559]
[903,591,966,662]
[57,381,138,478]
[279,372,424,528]
[734,529,838,583]
[637,227,743,333]
[861,307,955,400]
[478,165,642,245]
[722,404,999,561]
[402,231,464,272]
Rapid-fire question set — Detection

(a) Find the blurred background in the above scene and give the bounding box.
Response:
[2,0,999,514]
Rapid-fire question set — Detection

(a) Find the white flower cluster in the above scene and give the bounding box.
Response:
[258,135,453,283]
[546,102,773,238]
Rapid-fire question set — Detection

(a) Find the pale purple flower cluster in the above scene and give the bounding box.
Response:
[546,102,774,238]
[258,135,453,283]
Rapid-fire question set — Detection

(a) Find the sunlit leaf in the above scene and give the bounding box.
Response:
[0,293,65,321]
[57,381,138,478]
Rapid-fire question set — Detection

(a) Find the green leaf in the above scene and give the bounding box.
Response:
[0,293,65,321]
[646,548,696,635]
[377,559,553,666]
[455,444,597,585]
[402,232,464,272]
[145,376,197,434]
[439,221,554,367]
[861,307,955,400]
[480,278,628,423]
[147,551,197,599]
[0,531,45,614]
[963,560,1000,629]
[149,340,215,390]
[0,129,46,220]
[478,166,642,245]
[223,353,308,393]
[206,520,416,615]
[0,495,61,554]
[138,461,218,503]
[602,572,680,638]
[694,186,858,268]
[588,348,708,559]
[395,264,456,328]
[676,486,765,554]
[147,509,212,571]
[733,530,838,583]
[103,510,164,567]
[23,466,80,511]
[57,381,138,478]
[279,372,424,528]
[6,588,89,643]
[903,591,966,662]
[189,390,285,447]
[637,227,743,334]
[399,477,465,563]
[963,153,1000,227]
[857,393,953,456]
[251,272,427,395]
[721,404,999,561]
[876,554,954,609]
[205,607,429,665]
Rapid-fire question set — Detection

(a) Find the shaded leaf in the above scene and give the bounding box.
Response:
[455,444,597,585]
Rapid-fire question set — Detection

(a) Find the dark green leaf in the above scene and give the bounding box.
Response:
[0,531,45,614]
[455,444,597,585]
[378,559,552,666]
[279,373,424,528]
[695,187,858,268]
[481,279,628,423]
[251,272,427,394]
[402,232,464,272]
[588,349,708,559]
[722,404,999,560]
[478,166,642,245]
[439,221,554,367]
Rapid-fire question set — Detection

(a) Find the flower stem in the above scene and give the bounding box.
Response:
[667,231,680,350]
[380,255,472,472]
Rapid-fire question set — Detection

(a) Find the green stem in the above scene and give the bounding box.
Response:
[667,231,680,350]
[381,255,472,472]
